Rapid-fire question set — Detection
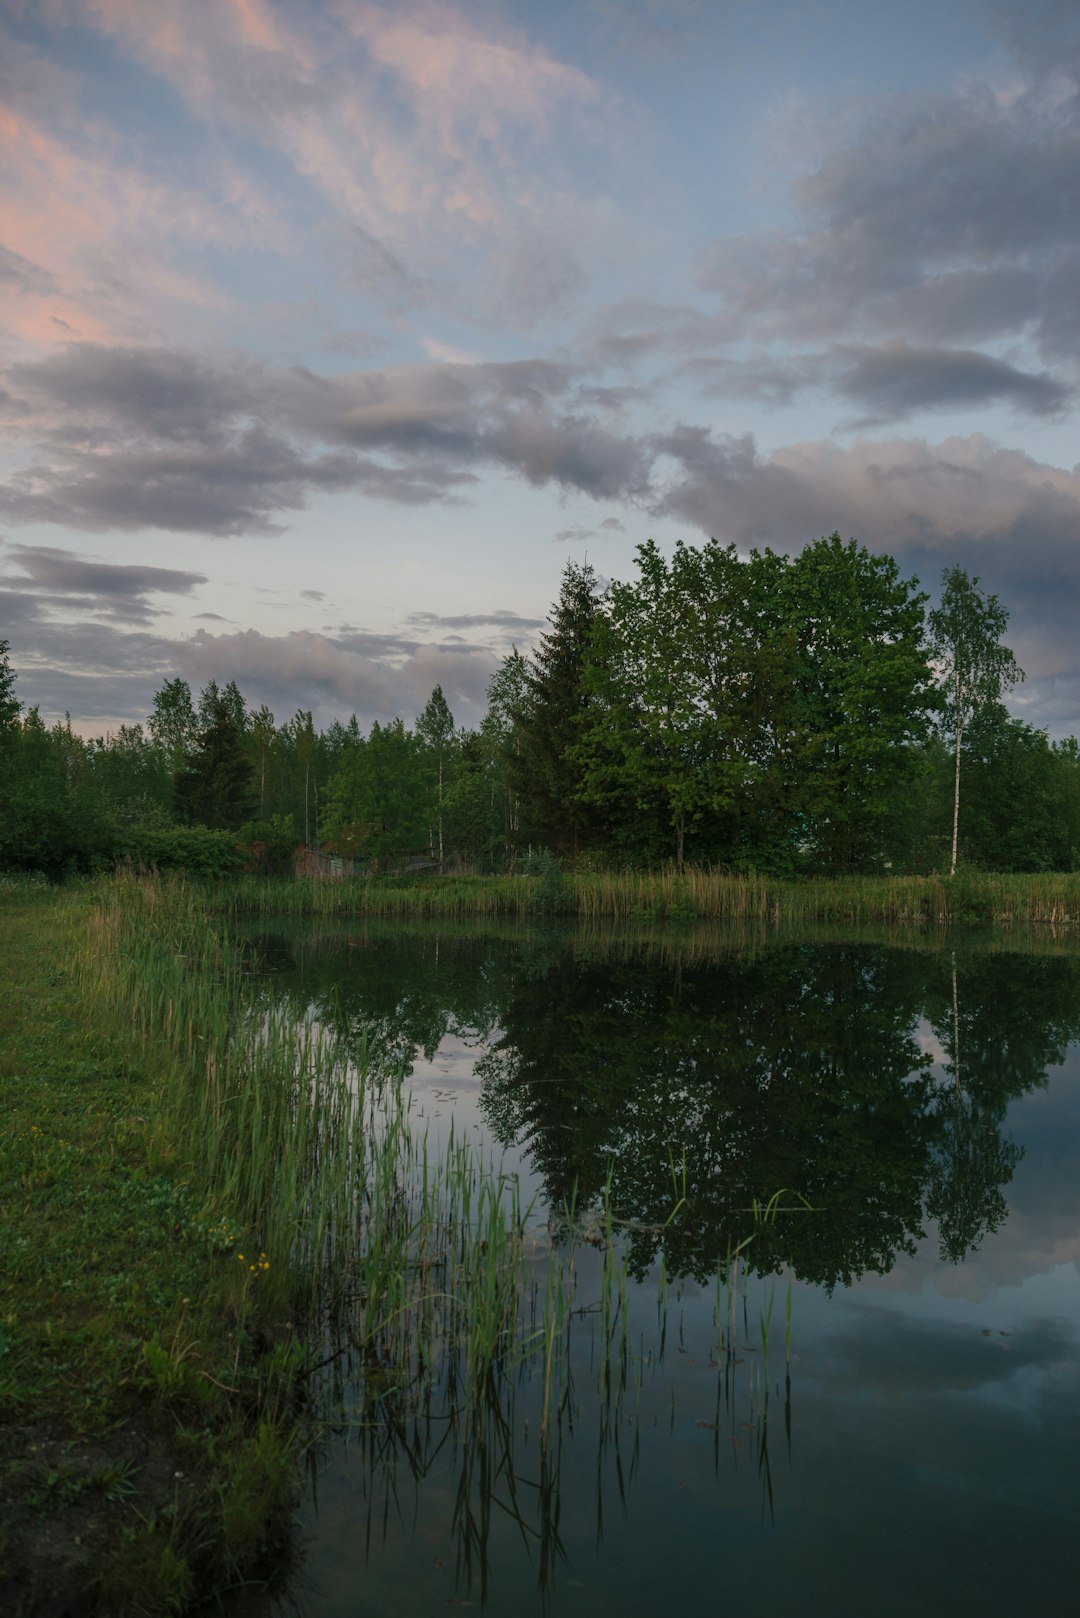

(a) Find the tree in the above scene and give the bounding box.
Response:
[779,535,936,871]
[148,678,198,775]
[928,566,1024,876]
[248,705,278,819]
[512,562,608,858]
[482,651,530,868]
[0,639,20,736]
[416,685,456,868]
[579,540,762,870]
[174,691,257,830]
[323,719,425,867]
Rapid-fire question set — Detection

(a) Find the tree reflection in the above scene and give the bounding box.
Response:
[245,922,1080,1289]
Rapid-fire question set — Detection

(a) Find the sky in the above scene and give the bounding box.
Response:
[2,0,1080,738]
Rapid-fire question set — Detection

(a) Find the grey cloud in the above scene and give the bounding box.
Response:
[599,516,625,531]
[985,0,1080,78]
[1,344,646,534]
[681,354,812,408]
[7,344,258,445]
[0,588,46,628]
[300,589,325,601]
[5,543,206,599]
[405,610,546,632]
[179,628,499,732]
[0,429,469,535]
[0,542,207,625]
[695,73,1080,361]
[329,629,423,658]
[497,236,587,326]
[9,613,502,733]
[554,526,597,543]
[346,225,416,300]
[835,342,1071,426]
[682,343,1071,425]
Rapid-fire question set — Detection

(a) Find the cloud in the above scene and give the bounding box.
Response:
[0,30,257,352]
[687,343,1073,425]
[176,625,501,730]
[0,343,651,532]
[405,609,545,632]
[41,0,625,329]
[0,540,206,623]
[833,342,1071,427]
[695,64,1080,364]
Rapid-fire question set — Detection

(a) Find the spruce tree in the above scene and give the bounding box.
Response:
[513,561,607,858]
[175,690,257,830]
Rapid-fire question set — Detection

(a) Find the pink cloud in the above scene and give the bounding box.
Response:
[48,0,623,319]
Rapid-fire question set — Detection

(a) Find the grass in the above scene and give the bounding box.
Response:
[207,866,1080,928]
[0,877,311,1614]
[2,869,803,1613]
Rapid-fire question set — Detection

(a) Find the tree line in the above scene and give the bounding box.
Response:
[2,532,1079,877]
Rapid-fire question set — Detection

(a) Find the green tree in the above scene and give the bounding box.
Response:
[0,639,19,735]
[780,535,936,871]
[323,719,426,867]
[580,539,775,870]
[928,566,1024,876]
[147,678,198,776]
[86,723,174,827]
[248,705,278,819]
[415,685,456,868]
[513,562,608,858]
[174,691,257,830]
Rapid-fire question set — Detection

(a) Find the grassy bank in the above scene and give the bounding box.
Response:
[0,877,309,1615]
[210,867,1080,928]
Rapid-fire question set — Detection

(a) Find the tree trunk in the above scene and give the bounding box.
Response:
[950,683,962,877]
[437,757,444,870]
[675,811,685,873]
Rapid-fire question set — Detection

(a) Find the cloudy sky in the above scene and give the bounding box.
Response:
[2,0,1079,737]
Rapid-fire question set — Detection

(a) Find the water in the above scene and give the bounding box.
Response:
[240,923,1080,1617]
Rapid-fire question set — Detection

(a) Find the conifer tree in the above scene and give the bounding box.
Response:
[513,561,607,858]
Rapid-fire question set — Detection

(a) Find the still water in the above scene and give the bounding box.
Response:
[243,923,1080,1617]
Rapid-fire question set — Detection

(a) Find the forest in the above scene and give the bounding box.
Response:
[3,534,1080,878]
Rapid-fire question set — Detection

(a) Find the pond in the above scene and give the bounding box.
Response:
[234,922,1080,1618]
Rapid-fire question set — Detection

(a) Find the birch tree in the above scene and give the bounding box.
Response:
[928,566,1023,876]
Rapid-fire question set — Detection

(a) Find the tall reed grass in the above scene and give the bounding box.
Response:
[207,867,1080,928]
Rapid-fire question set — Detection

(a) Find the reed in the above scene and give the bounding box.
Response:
[204,867,1080,928]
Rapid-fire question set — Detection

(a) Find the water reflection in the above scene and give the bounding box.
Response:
[248,925,1080,1288]
[236,922,1080,1618]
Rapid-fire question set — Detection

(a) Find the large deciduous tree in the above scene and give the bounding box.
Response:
[781,535,936,871]
[579,540,764,870]
[928,566,1024,876]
